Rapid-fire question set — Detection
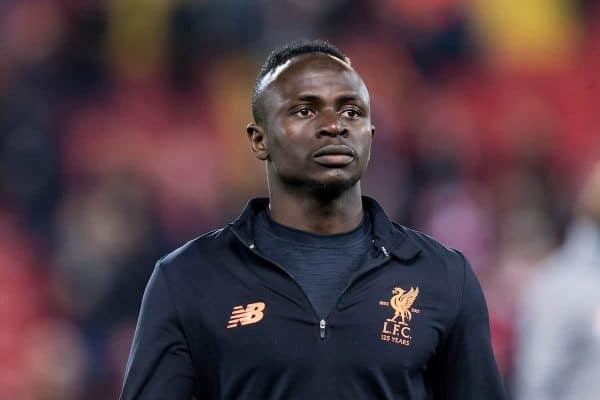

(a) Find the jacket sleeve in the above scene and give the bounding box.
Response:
[431,255,507,399]
[119,261,195,400]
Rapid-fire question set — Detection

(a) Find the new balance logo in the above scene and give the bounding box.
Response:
[226,302,265,328]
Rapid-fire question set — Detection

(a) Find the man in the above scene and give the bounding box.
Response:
[120,40,506,399]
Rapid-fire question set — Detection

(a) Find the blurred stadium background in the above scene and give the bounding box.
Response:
[1,0,599,399]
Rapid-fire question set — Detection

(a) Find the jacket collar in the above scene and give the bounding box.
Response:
[228,196,421,261]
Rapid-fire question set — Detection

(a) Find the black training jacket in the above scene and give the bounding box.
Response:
[120,197,507,400]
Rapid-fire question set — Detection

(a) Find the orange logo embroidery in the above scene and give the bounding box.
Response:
[378,287,420,346]
[226,302,265,329]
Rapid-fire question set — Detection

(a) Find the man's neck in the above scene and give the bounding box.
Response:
[268,183,364,234]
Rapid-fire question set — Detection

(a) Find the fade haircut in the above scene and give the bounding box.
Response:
[251,39,351,124]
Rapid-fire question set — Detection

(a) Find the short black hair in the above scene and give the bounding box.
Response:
[251,39,350,124]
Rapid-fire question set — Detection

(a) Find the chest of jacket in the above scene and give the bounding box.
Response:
[169,235,456,390]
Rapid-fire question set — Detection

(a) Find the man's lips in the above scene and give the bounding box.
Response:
[313,144,355,166]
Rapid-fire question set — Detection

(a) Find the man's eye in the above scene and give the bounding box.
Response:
[294,108,314,117]
[342,109,361,119]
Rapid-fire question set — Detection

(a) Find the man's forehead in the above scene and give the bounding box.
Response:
[256,53,358,96]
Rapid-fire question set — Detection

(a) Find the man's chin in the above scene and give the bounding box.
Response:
[305,177,357,199]
[276,169,361,199]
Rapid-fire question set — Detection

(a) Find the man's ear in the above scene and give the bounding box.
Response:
[246,123,269,160]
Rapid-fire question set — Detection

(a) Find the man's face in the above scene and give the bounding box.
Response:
[252,54,374,194]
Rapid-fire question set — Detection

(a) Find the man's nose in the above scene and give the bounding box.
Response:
[317,111,347,137]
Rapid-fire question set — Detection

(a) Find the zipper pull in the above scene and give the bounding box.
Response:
[372,239,390,257]
[319,319,326,340]
[381,246,389,257]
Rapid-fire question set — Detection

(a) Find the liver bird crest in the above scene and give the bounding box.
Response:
[387,287,419,325]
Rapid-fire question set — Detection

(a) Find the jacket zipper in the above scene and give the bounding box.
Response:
[229,228,323,327]
[320,239,391,328]
[229,227,392,341]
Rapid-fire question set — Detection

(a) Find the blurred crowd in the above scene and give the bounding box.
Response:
[1,0,599,399]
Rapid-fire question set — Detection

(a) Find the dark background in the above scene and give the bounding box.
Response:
[1,0,599,398]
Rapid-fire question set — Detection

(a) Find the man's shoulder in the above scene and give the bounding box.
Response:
[389,223,472,308]
[157,226,233,272]
[391,222,465,266]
